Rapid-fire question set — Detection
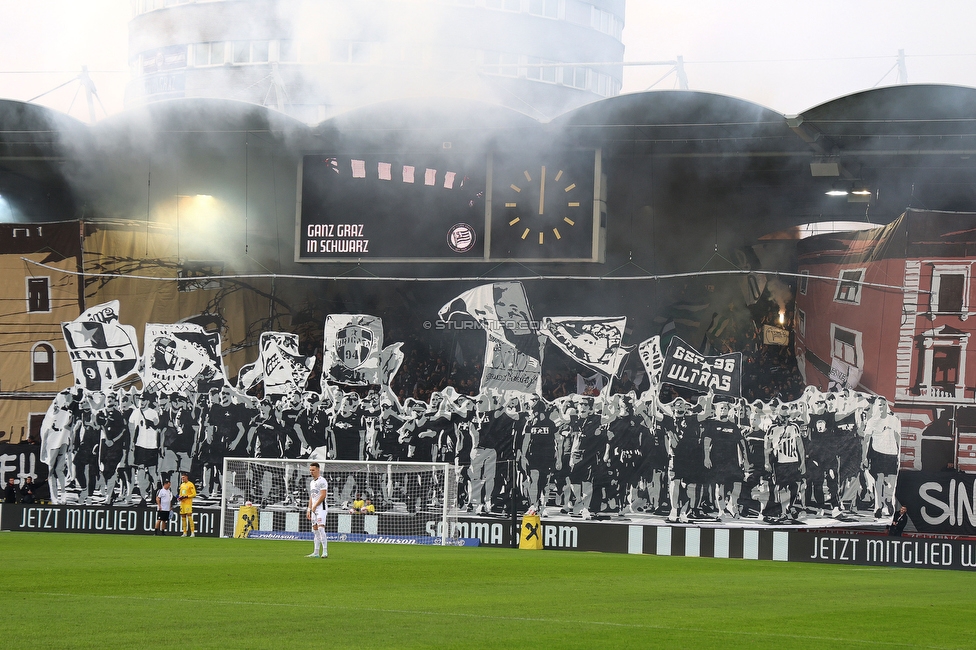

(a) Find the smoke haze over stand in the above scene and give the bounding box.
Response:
[1,1,976,121]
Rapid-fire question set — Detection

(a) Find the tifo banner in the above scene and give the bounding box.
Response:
[0,443,47,488]
[637,335,665,386]
[438,281,535,344]
[143,323,224,393]
[482,337,542,393]
[661,336,742,396]
[895,471,976,535]
[62,301,139,391]
[541,316,630,377]
[441,282,542,392]
[576,372,606,396]
[31,279,898,533]
[829,357,862,391]
[378,341,405,387]
[238,332,314,396]
[762,325,790,346]
[322,314,383,386]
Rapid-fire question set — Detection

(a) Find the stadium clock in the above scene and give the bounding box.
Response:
[489,150,600,262]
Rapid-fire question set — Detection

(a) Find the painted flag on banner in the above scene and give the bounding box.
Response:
[541,316,631,377]
[322,314,384,386]
[62,301,140,391]
[142,323,225,394]
[576,372,606,396]
[762,324,790,346]
[829,357,862,390]
[482,337,542,394]
[637,335,665,387]
[660,336,742,396]
[238,332,314,397]
[438,281,535,344]
[379,342,405,386]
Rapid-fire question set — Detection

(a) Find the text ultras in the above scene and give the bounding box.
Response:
[306,224,369,254]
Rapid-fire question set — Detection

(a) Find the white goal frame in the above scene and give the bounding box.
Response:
[218,458,460,544]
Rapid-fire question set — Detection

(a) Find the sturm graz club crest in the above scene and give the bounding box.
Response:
[447,223,476,253]
[337,324,375,370]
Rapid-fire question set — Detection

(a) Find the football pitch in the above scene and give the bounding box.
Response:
[2,532,974,649]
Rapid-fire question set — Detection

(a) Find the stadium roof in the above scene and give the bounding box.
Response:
[2,85,976,227]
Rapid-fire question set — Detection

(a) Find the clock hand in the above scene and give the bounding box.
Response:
[539,165,546,216]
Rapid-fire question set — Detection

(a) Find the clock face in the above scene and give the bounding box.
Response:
[490,152,596,260]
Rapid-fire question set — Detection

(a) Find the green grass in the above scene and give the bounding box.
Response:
[1,532,974,649]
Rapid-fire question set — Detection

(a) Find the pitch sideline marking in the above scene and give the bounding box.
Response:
[33,592,946,648]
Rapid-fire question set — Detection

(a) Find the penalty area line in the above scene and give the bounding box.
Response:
[34,592,944,648]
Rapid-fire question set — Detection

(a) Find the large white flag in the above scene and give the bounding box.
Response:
[438,281,535,344]
[61,300,139,391]
[322,314,384,386]
[482,337,542,394]
[143,323,225,393]
[541,316,631,377]
[440,282,542,392]
[238,332,314,397]
[637,335,665,387]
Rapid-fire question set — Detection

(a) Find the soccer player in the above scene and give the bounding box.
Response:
[178,472,197,537]
[155,478,173,535]
[307,462,329,558]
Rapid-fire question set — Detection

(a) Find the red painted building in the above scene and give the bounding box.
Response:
[795,209,976,472]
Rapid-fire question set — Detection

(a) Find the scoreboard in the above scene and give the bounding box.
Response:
[295,150,604,263]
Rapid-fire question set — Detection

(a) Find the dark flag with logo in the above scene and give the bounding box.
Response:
[660,336,742,396]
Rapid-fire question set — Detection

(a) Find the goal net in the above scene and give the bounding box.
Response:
[218,458,461,544]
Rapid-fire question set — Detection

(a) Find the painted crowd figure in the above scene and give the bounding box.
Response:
[39,377,898,526]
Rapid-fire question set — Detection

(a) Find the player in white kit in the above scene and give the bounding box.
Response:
[306,462,329,558]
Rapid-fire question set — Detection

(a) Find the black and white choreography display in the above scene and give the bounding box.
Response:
[40,285,901,527]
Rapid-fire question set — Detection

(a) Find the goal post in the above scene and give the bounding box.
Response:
[218,458,461,544]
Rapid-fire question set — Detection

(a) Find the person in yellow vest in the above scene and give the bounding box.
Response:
[178,473,197,537]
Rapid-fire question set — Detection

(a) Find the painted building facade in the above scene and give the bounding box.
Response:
[795,209,976,472]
